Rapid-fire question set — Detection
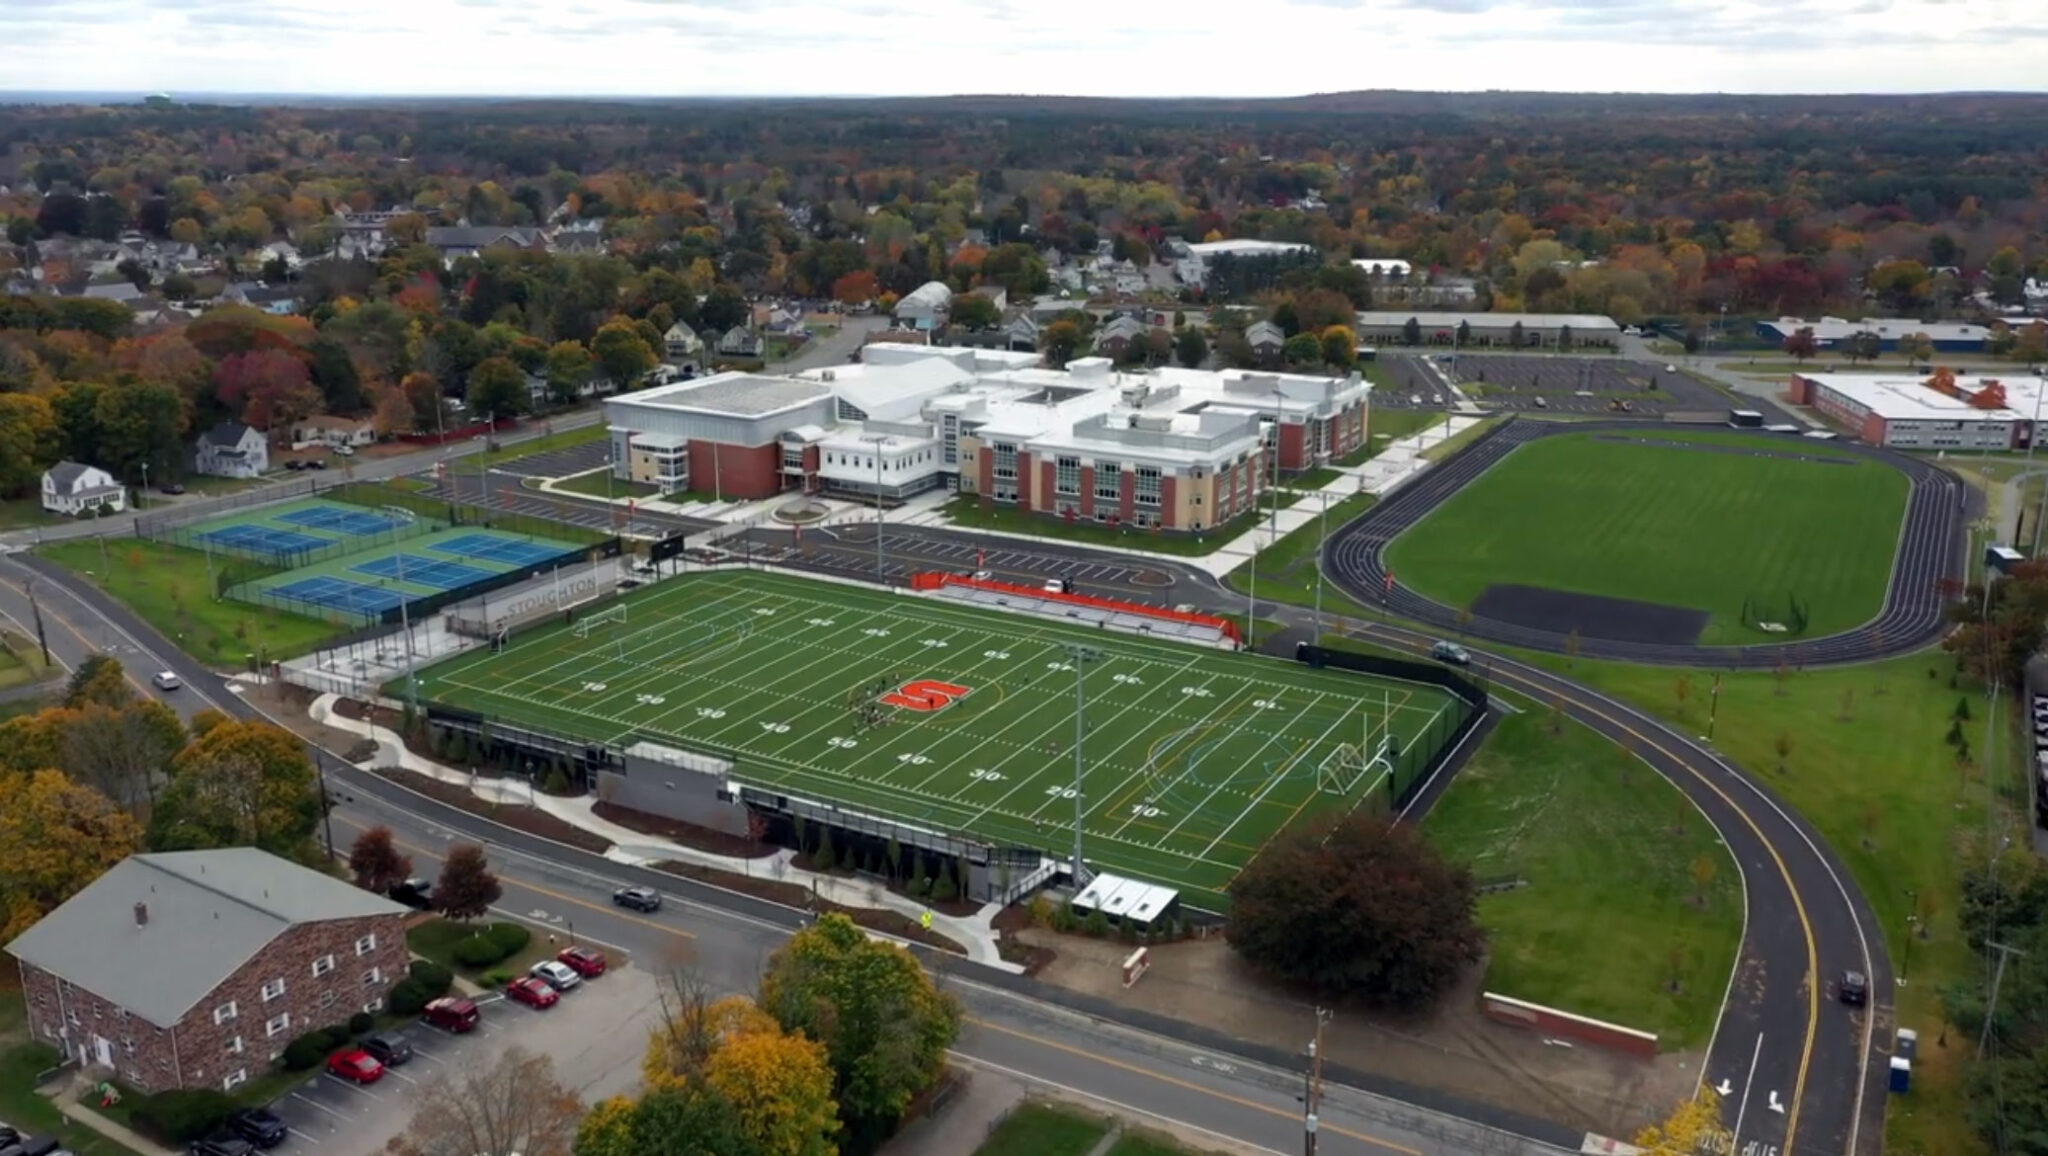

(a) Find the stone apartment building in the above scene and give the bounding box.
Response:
[5,849,411,1094]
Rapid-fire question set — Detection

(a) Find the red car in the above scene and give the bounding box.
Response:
[327,1048,384,1084]
[557,945,608,978]
[504,975,559,1009]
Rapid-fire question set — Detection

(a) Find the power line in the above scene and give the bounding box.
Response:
[1979,940,2027,1061]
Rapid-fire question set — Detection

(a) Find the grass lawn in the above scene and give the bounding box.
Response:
[1105,1130,1223,1156]
[0,989,143,1156]
[0,495,69,530]
[38,538,342,665]
[0,629,56,691]
[975,1102,1108,1156]
[412,571,1467,911]
[939,496,1258,558]
[1278,466,1342,491]
[552,468,659,501]
[1383,429,1908,643]
[1336,409,1447,466]
[406,918,561,984]
[1225,492,1382,621]
[482,420,607,467]
[1422,708,1740,1047]
[1419,416,1502,462]
[1516,647,2012,1156]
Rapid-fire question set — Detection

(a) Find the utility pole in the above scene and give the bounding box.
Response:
[1303,1007,1330,1156]
[866,434,889,583]
[1063,643,1101,887]
[314,754,337,862]
[1980,941,2028,1059]
[23,577,51,666]
[1900,889,1918,985]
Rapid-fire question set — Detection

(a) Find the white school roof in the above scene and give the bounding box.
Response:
[1796,372,2048,422]
[1072,871,1178,924]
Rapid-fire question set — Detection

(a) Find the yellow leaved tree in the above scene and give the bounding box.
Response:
[1634,1088,1727,1156]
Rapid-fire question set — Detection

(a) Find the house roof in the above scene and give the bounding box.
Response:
[202,421,255,447]
[1246,320,1286,345]
[45,460,103,492]
[426,226,544,250]
[898,281,953,311]
[4,849,407,1028]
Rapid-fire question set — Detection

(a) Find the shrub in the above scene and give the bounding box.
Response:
[347,1011,375,1036]
[1083,908,1110,938]
[317,1023,350,1048]
[451,934,508,968]
[480,967,516,988]
[542,767,570,795]
[409,960,454,997]
[387,977,432,1016]
[485,921,531,955]
[281,1032,332,1072]
[134,1088,238,1143]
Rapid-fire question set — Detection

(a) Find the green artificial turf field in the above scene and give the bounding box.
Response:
[1381,429,1910,643]
[413,571,1466,908]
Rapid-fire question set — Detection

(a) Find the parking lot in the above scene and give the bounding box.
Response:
[788,524,1178,596]
[1442,353,1736,416]
[485,441,613,480]
[262,963,664,1156]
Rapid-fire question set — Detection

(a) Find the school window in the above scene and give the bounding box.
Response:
[1093,462,1121,501]
[1135,467,1161,507]
[264,1013,291,1038]
[223,1069,247,1091]
[991,442,1018,480]
[260,978,286,1002]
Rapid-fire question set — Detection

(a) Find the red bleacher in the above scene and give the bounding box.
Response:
[908,572,1241,645]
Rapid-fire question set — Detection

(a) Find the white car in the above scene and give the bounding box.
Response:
[152,671,182,691]
[529,960,582,992]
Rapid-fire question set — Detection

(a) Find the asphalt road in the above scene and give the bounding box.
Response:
[1322,417,1968,667]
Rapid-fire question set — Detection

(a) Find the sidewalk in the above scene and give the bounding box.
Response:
[41,1071,177,1156]
[879,1070,1028,1156]
[305,694,1021,973]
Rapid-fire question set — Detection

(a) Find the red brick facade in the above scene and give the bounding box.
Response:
[17,913,409,1093]
[686,440,780,500]
[1277,422,1309,471]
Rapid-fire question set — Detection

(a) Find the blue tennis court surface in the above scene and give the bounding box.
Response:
[271,575,404,614]
[276,507,406,536]
[431,533,569,568]
[202,524,333,553]
[351,553,497,590]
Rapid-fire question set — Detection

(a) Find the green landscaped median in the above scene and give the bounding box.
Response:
[939,496,1257,557]
[39,538,342,664]
[975,1103,1109,1156]
[1383,428,1908,644]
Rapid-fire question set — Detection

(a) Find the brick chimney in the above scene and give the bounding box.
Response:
[134,902,148,926]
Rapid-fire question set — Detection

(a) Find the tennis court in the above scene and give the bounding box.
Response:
[352,554,498,591]
[431,533,572,568]
[201,523,334,555]
[269,575,406,615]
[154,498,431,567]
[276,506,408,536]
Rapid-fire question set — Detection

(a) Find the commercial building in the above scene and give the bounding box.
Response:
[1350,311,1622,348]
[1787,371,2048,450]
[1757,316,2008,354]
[5,849,410,1093]
[603,344,1370,531]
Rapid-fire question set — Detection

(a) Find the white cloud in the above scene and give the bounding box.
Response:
[2,0,2042,95]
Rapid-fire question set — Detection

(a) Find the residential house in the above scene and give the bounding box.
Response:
[1094,315,1146,360]
[196,422,269,479]
[1246,321,1287,363]
[424,226,547,262]
[895,281,953,330]
[290,415,376,451]
[967,285,1009,314]
[80,281,145,304]
[716,327,765,359]
[1001,311,1041,352]
[258,242,305,273]
[221,282,299,315]
[5,848,410,1093]
[664,320,705,361]
[763,307,809,337]
[41,461,126,516]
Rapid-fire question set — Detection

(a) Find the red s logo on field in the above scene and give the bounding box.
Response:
[880,679,971,712]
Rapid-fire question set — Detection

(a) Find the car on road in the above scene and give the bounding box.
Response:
[422,997,481,1033]
[557,945,608,977]
[284,461,305,471]
[0,1131,74,1156]
[153,671,182,691]
[505,975,560,1009]
[1839,970,1869,1006]
[360,1033,413,1067]
[187,1139,255,1156]
[530,960,582,992]
[1429,640,1472,666]
[224,1107,287,1148]
[613,886,661,912]
[304,459,327,470]
[158,482,187,495]
[387,877,434,909]
[326,1048,384,1084]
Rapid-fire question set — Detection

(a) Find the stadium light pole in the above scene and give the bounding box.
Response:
[1063,642,1102,888]
[1312,490,1329,640]
[864,433,889,583]
[395,550,420,714]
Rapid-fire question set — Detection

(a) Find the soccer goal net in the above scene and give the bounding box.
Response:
[572,605,628,638]
[1317,734,1394,796]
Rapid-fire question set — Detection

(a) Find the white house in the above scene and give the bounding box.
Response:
[895,281,953,330]
[663,320,704,360]
[41,461,126,516]
[195,422,269,478]
[290,415,376,451]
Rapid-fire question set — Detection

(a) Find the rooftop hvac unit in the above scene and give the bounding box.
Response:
[821,370,835,382]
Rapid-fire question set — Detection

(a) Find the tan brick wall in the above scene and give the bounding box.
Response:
[15,911,407,1093]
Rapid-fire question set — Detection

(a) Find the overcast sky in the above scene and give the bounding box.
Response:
[6,0,2044,97]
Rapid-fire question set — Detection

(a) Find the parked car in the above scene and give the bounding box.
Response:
[224,1107,287,1148]
[504,976,560,1009]
[422,997,480,1033]
[529,960,582,992]
[387,877,434,909]
[284,460,305,471]
[1429,640,1472,666]
[153,671,182,691]
[187,1139,255,1156]
[1839,970,1869,1006]
[326,1048,384,1084]
[360,1033,413,1067]
[157,482,187,495]
[335,444,355,456]
[1042,577,1071,594]
[557,945,608,977]
[0,1134,73,1156]
[304,459,327,470]
[613,885,661,912]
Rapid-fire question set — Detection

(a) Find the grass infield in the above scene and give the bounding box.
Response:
[412,571,1464,909]
[1383,429,1909,643]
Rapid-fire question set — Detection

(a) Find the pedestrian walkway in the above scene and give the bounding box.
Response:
[305,694,1021,972]
[879,1070,1028,1156]
[41,1072,178,1156]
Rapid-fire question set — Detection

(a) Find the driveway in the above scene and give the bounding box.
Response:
[771,316,889,373]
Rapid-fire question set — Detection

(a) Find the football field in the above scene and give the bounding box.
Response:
[412,571,1464,908]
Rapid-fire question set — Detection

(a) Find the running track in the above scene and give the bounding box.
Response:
[1323,418,1969,666]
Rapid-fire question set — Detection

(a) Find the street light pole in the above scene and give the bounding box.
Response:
[1900,889,1918,985]
[1312,490,1329,640]
[1063,643,1101,887]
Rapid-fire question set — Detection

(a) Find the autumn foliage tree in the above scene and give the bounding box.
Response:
[434,842,502,921]
[146,719,323,860]
[1633,1088,1725,1155]
[1783,325,1819,362]
[638,992,836,1156]
[0,769,144,941]
[1227,813,1484,1009]
[831,269,879,306]
[348,825,412,894]
[386,1046,582,1156]
[214,348,319,430]
[591,318,657,388]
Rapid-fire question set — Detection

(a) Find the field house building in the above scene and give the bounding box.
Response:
[1350,311,1622,349]
[1788,371,2048,450]
[603,344,1370,532]
[1756,316,2011,354]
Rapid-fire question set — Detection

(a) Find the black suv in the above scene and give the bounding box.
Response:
[361,1032,413,1066]
[225,1107,287,1149]
[1839,970,1869,1006]
[189,1139,256,1156]
[387,877,434,909]
[613,886,661,912]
